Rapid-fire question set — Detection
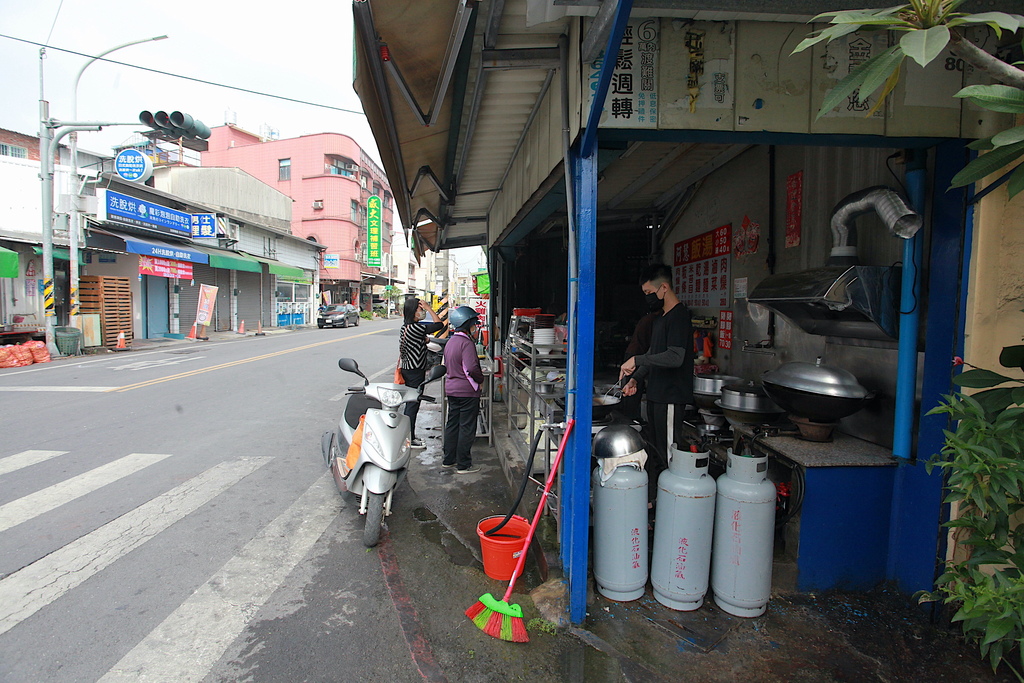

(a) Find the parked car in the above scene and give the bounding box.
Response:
[318,304,360,328]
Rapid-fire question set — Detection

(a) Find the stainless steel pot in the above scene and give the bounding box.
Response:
[719,381,782,413]
[762,357,871,422]
[692,374,742,410]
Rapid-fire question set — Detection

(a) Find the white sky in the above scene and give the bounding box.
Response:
[0,0,379,160]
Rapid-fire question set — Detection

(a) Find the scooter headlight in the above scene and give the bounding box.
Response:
[378,387,404,408]
[362,425,381,454]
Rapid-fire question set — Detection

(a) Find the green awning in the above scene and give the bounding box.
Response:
[0,246,17,278]
[31,246,86,264]
[194,246,261,273]
[240,252,307,278]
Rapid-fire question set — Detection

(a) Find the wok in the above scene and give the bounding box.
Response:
[593,394,621,419]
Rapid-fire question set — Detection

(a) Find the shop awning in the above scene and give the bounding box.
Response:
[193,246,262,273]
[0,246,17,278]
[239,252,307,278]
[32,246,86,264]
[89,229,210,264]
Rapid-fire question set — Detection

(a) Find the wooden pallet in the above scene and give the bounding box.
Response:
[80,276,133,347]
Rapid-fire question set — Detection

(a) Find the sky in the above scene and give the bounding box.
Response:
[0,0,379,159]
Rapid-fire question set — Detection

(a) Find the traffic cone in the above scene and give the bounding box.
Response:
[115,331,127,350]
[237,320,245,335]
[186,322,197,340]
[255,320,265,336]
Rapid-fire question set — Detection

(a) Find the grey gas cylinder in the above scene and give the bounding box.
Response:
[591,464,648,601]
[651,445,717,610]
[711,449,776,617]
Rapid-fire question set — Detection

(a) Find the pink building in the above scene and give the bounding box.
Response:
[202,125,395,309]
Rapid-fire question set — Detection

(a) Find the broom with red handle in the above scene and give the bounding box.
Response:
[465,419,576,642]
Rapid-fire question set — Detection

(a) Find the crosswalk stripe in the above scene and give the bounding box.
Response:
[0,450,67,477]
[0,453,173,533]
[0,457,271,637]
[99,473,341,683]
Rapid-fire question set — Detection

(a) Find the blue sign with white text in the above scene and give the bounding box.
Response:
[98,189,192,237]
[113,149,153,182]
[191,213,217,238]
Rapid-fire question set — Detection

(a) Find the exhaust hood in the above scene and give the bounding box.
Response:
[748,186,916,342]
[748,265,901,341]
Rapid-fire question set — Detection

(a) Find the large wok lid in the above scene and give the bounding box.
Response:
[762,357,867,399]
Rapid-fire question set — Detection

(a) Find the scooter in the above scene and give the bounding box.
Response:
[322,357,447,547]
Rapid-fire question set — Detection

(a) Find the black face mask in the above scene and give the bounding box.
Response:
[644,291,663,312]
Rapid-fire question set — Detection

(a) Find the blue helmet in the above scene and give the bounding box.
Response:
[449,305,480,331]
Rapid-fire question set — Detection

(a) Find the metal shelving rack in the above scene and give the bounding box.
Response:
[504,321,566,474]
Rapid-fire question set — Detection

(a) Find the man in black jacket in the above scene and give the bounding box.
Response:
[620,263,694,482]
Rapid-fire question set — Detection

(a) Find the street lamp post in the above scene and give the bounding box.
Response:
[67,35,167,326]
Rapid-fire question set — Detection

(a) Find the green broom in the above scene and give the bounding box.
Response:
[466,419,575,642]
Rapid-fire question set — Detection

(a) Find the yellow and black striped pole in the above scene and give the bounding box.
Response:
[43,278,55,318]
[436,290,450,337]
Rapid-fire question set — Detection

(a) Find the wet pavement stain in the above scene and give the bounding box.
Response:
[417,515,480,568]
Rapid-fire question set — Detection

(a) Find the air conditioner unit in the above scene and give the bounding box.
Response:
[345,163,360,171]
[312,200,324,210]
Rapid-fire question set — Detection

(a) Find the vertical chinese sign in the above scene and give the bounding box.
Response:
[718,310,733,350]
[785,171,803,248]
[366,195,382,268]
[195,284,218,330]
[587,19,659,129]
[673,225,731,308]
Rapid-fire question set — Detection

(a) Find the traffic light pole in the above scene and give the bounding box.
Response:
[38,118,135,356]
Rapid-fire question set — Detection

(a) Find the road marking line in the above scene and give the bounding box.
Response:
[0,450,67,477]
[98,473,340,683]
[0,457,271,637]
[110,329,390,393]
[0,453,173,533]
[0,386,119,392]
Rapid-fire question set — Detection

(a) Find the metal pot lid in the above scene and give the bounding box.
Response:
[721,381,771,398]
[762,357,868,399]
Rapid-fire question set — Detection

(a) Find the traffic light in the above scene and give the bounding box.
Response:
[139,110,211,140]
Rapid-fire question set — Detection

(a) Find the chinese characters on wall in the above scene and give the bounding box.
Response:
[673,224,731,309]
[588,19,659,129]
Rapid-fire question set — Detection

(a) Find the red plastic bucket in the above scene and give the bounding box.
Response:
[477,515,530,581]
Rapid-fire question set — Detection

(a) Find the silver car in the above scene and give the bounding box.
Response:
[317,304,360,328]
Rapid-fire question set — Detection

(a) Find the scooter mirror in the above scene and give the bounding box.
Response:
[425,364,446,383]
[338,358,361,375]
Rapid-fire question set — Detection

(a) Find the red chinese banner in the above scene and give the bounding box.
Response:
[138,256,193,280]
[719,309,733,350]
[786,170,803,248]
[196,284,218,328]
[673,225,731,308]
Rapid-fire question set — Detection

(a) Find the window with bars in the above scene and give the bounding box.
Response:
[0,143,28,159]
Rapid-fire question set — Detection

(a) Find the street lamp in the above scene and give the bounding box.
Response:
[67,36,168,325]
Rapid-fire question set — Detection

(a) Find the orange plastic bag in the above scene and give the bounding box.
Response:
[0,347,16,369]
[345,415,366,472]
[23,340,50,364]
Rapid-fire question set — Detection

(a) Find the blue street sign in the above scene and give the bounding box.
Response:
[113,149,153,182]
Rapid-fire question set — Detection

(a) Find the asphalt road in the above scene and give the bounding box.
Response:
[0,320,435,682]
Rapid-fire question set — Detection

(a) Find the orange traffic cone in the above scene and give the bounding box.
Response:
[186,322,197,340]
[115,331,127,350]
[237,320,245,335]
[255,320,265,337]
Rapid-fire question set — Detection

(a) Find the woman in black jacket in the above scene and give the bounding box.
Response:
[399,297,443,448]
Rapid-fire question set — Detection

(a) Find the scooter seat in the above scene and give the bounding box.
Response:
[345,393,382,429]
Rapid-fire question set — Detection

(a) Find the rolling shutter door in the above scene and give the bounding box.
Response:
[176,264,217,332]
[236,270,263,329]
[215,268,231,331]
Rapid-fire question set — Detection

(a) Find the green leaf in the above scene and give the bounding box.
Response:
[947,12,1024,35]
[954,369,1017,388]
[900,26,951,67]
[992,125,1024,148]
[792,24,862,54]
[999,345,1024,370]
[968,137,995,151]
[973,388,1018,416]
[950,141,1024,188]
[817,46,905,119]
[954,84,1024,114]
[1007,164,1024,199]
[1012,387,1024,406]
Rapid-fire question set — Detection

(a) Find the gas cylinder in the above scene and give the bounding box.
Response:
[591,463,648,601]
[710,449,776,617]
[650,444,716,610]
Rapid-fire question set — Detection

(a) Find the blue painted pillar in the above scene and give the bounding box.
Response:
[563,146,597,624]
[886,142,973,592]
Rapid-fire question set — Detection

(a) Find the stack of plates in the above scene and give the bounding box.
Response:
[533,328,556,345]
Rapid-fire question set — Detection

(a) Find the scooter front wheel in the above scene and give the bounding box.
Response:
[363,492,385,547]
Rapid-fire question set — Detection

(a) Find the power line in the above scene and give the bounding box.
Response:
[44,0,65,46]
[0,33,366,116]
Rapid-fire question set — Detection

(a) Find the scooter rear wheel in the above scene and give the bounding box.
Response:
[363,492,385,547]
